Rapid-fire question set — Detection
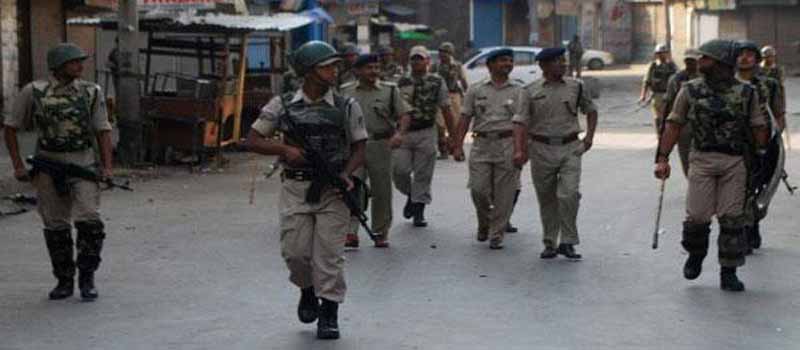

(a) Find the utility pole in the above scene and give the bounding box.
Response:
[116,0,143,166]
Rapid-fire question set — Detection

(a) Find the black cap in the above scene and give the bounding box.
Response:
[535,47,566,62]
[353,53,379,68]
[485,47,514,63]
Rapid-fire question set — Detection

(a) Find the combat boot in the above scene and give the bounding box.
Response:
[403,197,413,219]
[720,267,745,292]
[749,222,762,249]
[75,221,105,301]
[297,287,319,323]
[540,246,557,259]
[44,229,75,300]
[505,190,521,233]
[681,222,710,280]
[317,298,340,339]
[683,254,706,280]
[412,203,427,227]
[557,243,582,259]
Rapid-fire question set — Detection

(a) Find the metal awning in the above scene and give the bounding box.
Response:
[68,12,314,33]
[381,4,415,17]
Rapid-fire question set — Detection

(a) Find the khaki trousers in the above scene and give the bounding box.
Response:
[393,127,438,204]
[529,140,585,247]
[34,173,101,230]
[349,139,395,237]
[468,137,518,242]
[280,179,349,303]
[436,93,461,153]
[651,92,666,136]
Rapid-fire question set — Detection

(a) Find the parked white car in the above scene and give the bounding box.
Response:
[462,46,543,86]
[577,49,615,70]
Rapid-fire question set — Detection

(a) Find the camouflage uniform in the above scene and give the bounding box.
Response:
[5,78,111,295]
[663,69,700,175]
[667,78,765,268]
[643,60,678,135]
[379,62,404,82]
[760,64,785,86]
[431,59,467,157]
[394,72,450,207]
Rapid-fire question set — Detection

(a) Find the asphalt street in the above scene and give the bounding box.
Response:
[1,65,799,349]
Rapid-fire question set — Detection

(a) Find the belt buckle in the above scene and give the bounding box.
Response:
[549,136,563,145]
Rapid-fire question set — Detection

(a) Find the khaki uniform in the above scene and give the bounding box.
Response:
[760,64,785,85]
[394,73,451,205]
[462,79,524,244]
[379,62,404,82]
[337,67,357,90]
[252,89,367,302]
[512,78,596,248]
[340,80,411,238]
[667,79,765,267]
[664,70,699,176]
[281,69,303,95]
[431,60,467,155]
[643,61,678,135]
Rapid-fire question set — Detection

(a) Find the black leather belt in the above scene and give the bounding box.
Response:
[473,130,513,139]
[408,121,434,131]
[529,133,579,145]
[369,130,395,140]
[282,169,317,181]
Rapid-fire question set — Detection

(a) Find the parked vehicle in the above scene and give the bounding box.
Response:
[579,49,615,70]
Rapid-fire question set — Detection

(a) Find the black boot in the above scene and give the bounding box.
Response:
[720,267,745,292]
[412,203,427,227]
[44,229,75,300]
[317,298,340,339]
[505,190,521,233]
[297,287,319,323]
[75,221,105,301]
[557,243,582,259]
[683,254,706,280]
[750,222,762,249]
[403,197,413,219]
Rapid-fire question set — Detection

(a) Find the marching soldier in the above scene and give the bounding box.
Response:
[512,48,598,260]
[245,41,367,339]
[395,46,458,227]
[377,45,404,82]
[340,54,412,248]
[654,39,769,292]
[3,43,113,301]
[661,49,701,176]
[760,45,785,86]
[453,48,523,249]
[736,40,786,252]
[640,44,678,136]
[337,42,360,88]
[431,42,469,159]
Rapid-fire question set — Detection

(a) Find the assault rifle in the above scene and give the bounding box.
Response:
[26,156,133,196]
[278,96,376,241]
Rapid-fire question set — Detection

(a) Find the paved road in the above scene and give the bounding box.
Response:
[1,66,799,349]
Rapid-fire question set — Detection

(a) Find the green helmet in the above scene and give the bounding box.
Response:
[47,43,88,70]
[340,42,359,56]
[696,39,739,67]
[736,40,762,62]
[289,41,341,77]
[439,42,455,54]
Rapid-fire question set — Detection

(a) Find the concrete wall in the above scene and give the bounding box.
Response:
[31,0,65,81]
[505,0,532,46]
[0,0,17,114]
[67,25,97,83]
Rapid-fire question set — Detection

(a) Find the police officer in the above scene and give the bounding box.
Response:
[640,44,678,136]
[395,46,458,227]
[567,35,584,78]
[661,49,701,176]
[337,42,360,88]
[377,45,404,82]
[512,47,598,259]
[760,45,785,86]
[453,48,523,249]
[245,41,367,339]
[340,54,412,248]
[3,43,113,301]
[736,40,786,252]
[431,42,469,159]
[654,39,769,292]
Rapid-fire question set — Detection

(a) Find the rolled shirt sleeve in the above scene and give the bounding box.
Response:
[347,100,368,143]
[666,86,690,125]
[4,85,34,129]
[91,85,113,131]
[578,82,597,114]
[251,96,283,137]
[511,88,531,126]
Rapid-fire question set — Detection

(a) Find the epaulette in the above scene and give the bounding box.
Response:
[378,80,398,88]
[339,81,357,91]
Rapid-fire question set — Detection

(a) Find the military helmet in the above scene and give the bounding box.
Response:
[439,42,455,54]
[761,45,776,58]
[289,41,341,77]
[736,40,762,62]
[654,44,670,54]
[47,43,88,70]
[696,39,739,67]
[340,42,359,56]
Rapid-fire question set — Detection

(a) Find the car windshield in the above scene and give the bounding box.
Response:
[464,49,485,63]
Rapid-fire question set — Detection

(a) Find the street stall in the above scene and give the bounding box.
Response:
[69,12,313,165]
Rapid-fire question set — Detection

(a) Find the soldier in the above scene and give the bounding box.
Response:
[377,45,404,82]
[244,41,367,339]
[337,42,360,88]
[654,39,769,292]
[735,40,786,252]
[760,45,785,86]
[567,35,584,78]
[452,48,523,249]
[395,46,458,227]
[340,54,412,248]
[512,47,598,260]
[640,44,678,136]
[431,42,469,159]
[661,49,701,176]
[3,43,113,301]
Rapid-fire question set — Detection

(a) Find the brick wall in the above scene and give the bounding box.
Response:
[0,0,17,115]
